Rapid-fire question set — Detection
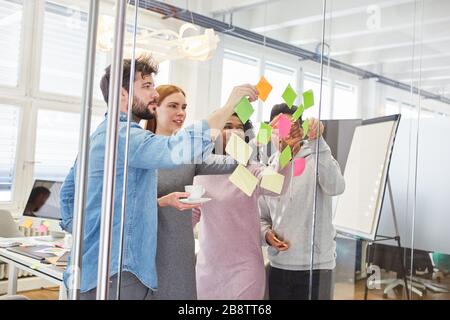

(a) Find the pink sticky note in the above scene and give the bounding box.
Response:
[294,158,306,177]
[278,114,292,139]
[37,224,48,233]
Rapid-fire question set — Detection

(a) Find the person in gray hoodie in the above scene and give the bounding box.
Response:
[259,103,345,300]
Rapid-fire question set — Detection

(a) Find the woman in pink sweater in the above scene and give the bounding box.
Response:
[192,114,301,299]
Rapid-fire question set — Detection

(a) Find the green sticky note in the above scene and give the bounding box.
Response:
[257,123,273,145]
[282,84,297,108]
[302,119,310,138]
[292,104,304,121]
[303,89,314,109]
[279,145,292,169]
[234,97,254,124]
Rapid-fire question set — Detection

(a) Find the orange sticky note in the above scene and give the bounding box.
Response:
[22,219,33,228]
[256,76,273,102]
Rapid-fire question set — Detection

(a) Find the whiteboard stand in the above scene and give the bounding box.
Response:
[364,177,413,300]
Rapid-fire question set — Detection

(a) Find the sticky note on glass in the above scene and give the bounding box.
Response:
[278,114,292,139]
[22,219,33,228]
[302,119,310,138]
[234,97,254,124]
[292,104,304,121]
[282,84,297,108]
[294,158,306,177]
[256,76,273,102]
[42,220,50,227]
[38,224,48,233]
[257,123,272,145]
[280,145,292,169]
[229,165,259,197]
[225,133,254,165]
[31,263,40,270]
[260,168,285,194]
[303,89,314,109]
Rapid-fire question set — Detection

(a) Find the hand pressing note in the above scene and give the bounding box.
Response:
[307,118,324,141]
[270,114,303,156]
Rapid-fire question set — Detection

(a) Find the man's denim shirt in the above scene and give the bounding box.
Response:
[59,113,212,293]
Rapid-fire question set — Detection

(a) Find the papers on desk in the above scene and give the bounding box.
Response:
[35,247,67,255]
[45,251,69,267]
[0,239,21,248]
[6,244,69,267]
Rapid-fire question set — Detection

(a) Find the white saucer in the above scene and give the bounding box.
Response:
[180,197,211,204]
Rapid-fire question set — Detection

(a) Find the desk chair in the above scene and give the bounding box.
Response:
[0,210,23,238]
[369,244,429,299]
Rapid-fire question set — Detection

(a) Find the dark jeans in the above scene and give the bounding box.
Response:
[268,266,334,300]
[79,271,155,300]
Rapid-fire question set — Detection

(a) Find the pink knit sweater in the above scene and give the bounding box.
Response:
[193,162,291,300]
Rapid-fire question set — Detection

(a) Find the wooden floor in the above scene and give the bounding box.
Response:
[20,287,59,300]
[14,275,450,300]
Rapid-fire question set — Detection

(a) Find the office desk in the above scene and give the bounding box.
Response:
[0,236,66,300]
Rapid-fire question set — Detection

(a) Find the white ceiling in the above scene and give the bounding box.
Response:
[164,0,450,98]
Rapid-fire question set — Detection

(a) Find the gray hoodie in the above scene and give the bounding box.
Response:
[260,137,345,270]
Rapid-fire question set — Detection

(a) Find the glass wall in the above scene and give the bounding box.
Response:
[2,0,449,301]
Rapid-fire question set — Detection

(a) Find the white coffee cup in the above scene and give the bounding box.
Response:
[185,185,205,200]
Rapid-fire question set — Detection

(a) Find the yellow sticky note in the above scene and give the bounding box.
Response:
[260,168,285,194]
[42,220,50,227]
[22,219,33,228]
[31,262,40,270]
[225,133,254,165]
[229,165,259,197]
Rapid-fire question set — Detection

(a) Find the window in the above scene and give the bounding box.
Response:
[221,50,259,123]
[262,62,297,122]
[385,98,399,115]
[400,103,418,119]
[303,73,330,119]
[0,105,20,201]
[154,60,170,86]
[39,1,108,100]
[34,109,102,181]
[0,0,23,87]
[333,81,358,119]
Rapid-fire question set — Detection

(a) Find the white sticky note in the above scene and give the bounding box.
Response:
[229,165,259,197]
[225,133,254,165]
[260,167,285,194]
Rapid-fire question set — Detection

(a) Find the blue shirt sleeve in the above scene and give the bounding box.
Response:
[59,164,76,233]
[128,120,213,170]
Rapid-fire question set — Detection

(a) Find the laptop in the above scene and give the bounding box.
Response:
[7,245,56,261]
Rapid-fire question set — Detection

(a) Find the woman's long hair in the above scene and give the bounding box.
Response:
[145,84,186,133]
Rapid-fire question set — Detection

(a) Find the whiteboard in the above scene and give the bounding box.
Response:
[333,115,400,240]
